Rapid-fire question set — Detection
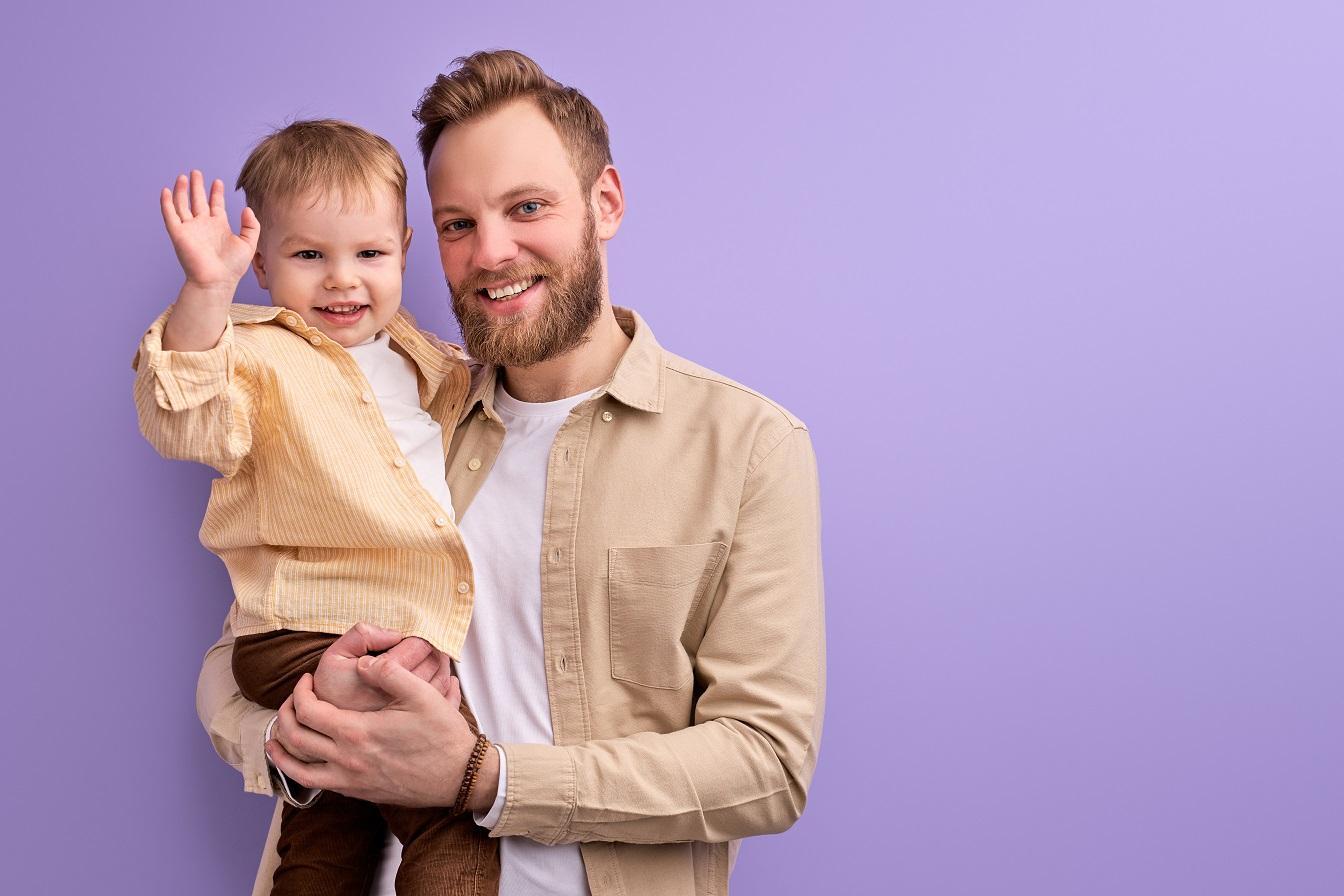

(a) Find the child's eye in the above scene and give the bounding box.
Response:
[294,250,321,260]
[357,250,383,259]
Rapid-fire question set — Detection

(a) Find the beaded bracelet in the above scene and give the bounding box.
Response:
[453,732,492,815]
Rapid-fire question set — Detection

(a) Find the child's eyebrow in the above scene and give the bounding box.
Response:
[278,234,323,249]
[278,234,399,249]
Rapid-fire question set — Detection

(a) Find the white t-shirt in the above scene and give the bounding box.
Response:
[345,331,454,520]
[373,381,597,896]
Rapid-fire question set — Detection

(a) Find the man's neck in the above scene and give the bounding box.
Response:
[500,304,632,403]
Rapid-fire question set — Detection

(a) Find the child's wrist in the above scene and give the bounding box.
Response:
[178,279,238,306]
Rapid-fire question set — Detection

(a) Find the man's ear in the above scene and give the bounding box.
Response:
[252,251,269,289]
[401,226,414,272]
[591,165,625,241]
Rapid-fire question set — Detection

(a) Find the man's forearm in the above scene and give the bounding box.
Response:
[196,616,279,796]
[494,714,820,845]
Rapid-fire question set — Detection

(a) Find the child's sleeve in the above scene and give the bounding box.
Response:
[132,305,257,477]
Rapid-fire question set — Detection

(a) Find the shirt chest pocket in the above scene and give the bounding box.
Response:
[608,542,728,689]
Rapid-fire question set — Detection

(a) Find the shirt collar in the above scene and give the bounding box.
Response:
[384,311,456,396]
[464,306,666,420]
[605,307,665,413]
[230,304,457,396]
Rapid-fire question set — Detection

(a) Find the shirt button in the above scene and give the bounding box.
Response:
[361,392,373,404]
[457,581,470,594]
[601,411,613,422]
[477,411,488,422]
[434,516,448,527]
[393,458,406,468]
[283,314,300,327]
[467,457,482,471]
[256,773,267,789]
[309,335,322,346]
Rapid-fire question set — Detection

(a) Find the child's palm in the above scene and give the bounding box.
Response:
[160,170,260,290]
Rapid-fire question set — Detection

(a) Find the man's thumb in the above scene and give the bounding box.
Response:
[358,653,432,704]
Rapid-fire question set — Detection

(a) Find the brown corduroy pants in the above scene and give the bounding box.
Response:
[234,630,501,896]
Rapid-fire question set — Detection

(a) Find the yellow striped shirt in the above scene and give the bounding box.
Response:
[133,303,476,657]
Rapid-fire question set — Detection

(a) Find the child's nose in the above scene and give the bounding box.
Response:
[323,262,360,290]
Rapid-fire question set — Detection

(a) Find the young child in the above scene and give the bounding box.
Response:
[133,120,499,896]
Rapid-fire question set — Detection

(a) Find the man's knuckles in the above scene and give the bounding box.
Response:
[293,695,320,728]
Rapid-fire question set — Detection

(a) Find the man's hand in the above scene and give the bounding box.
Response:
[312,623,453,713]
[159,169,260,351]
[267,656,499,812]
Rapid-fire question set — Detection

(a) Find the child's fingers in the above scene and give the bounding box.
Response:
[209,178,226,216]
[240,206,261,248]
[173,173,191,221]
[189,170,208,217]
[160,187,180,230]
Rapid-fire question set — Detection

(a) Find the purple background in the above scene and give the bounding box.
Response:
[3,1,1341,893]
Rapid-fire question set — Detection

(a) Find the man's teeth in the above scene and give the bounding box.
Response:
[485,277,539,300]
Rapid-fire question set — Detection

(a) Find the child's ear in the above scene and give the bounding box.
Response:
[252,251,268,289]
[401,226,413,271]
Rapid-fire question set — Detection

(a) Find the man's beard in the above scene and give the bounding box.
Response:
[450,211,603,368]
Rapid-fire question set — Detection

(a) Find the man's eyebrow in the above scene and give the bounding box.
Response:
[433,184,560,218]
[499,183,559,203]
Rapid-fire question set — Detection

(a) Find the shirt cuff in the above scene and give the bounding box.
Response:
[136,308,235,411]
[487,742,577,844]
[263,713,321,809]
[474,745,508,830]
[239,705,276,795]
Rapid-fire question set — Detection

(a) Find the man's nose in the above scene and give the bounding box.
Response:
[471,220,520,272]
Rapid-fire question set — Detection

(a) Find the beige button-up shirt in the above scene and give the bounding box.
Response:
[198,308,826,896]
[134,304,475,657]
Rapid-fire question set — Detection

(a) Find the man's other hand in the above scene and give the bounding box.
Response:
[312,622,454,712]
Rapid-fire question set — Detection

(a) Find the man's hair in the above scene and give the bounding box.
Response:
[413,50,613,189]
[236,119,408,229]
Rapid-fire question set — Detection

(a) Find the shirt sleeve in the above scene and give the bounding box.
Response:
[196,613,280,796]
[132,306,256,476]
[490,426,826,845]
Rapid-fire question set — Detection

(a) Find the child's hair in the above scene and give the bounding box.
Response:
[236,119,408,229]
[413,49,612,190]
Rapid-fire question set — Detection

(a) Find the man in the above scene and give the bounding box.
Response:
[198,49,825,896]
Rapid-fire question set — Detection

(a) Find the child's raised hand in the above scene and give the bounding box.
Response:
[160,170,260,293]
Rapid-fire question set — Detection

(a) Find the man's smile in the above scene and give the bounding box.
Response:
[479,275,543,302]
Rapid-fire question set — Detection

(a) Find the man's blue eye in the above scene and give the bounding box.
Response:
[444,220,471,233]
[519,201,541,214]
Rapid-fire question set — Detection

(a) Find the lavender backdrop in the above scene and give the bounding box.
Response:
[3,1,1340,893]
